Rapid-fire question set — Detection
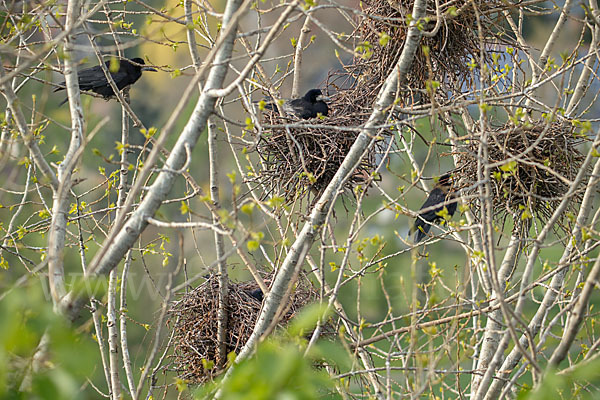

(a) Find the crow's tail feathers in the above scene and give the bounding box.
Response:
[261,102,275,111]
[411,219,430,244]
[414,227,427,244]
[253,97,276,110]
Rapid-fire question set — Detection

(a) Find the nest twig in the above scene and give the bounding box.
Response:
[455,121,588,224]
[168,274,321,384]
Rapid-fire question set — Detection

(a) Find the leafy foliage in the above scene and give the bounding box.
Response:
[0,283,97,399]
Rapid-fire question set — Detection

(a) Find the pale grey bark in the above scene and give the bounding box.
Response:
[119,252,136,398]
[524,0,574,110]
[107,268,121,400]
[118,90,136,399]
[548,255,600,367]
[213,2,428,395]
[185,0,202,71]
[565,3,599,116]
[471,233,523,395]
[48,0,85,307]
[18,331,50,391]
[2,165,32,252]
[3,1,600,398]
[0,0,107,87]
[134,263,177,399]
[208,118,229,366]
[291,15,312,99]
[205,1,299,99]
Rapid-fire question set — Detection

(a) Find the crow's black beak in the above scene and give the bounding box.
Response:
[142,66,157,72]
[317,94,331,102]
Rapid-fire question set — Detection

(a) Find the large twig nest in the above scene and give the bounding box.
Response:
[168,274,319,384]
[355,0,515,93]
[255,87,391,202]
[455,120,588,224]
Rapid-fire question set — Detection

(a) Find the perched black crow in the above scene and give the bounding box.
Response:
[54,57,157,105]
[411,174,457,243]
[248,288,264,302]
[261,88,330,119]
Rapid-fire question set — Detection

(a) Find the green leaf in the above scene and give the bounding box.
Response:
[109,57,120,73]
[201,358,214,370]
[227,171,237,184]
[141,126,157,139]
[175,377,188,392]
[266,196,284,208]
[378,32,390,46]
[500,160,517,173]
[241,202,255,215]
[38,209,50,219]
[287,303,330,337]
[446,6,458,16]
[247,240,259,251]
[0,255,9,270]
[195,340,332,399]
[245,117,254,131]
[479,103,492,113]
[521,210,532,220]
[180,202,189,214]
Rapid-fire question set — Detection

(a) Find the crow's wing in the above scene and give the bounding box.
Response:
[446,197,457,218]
[75,65,108,91]
[260,97,289,113]
[418,188,448,221]
[77,63,129,91]
[284,98,315,119]
[412,188,455,243]
[313,101,329,117]
[110,68,132,90]
[260,97,326,119]
[54,65,104,92]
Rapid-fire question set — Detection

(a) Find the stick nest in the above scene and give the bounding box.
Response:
[168,274,320,384]
[455,121,588,223]
[356,0,514,93]
[255,86,390,202]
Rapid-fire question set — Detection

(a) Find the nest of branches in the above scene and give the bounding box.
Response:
[168,274,320,384]
[455,121,587,223]
[356,0,513,92]
[255,86,390,202]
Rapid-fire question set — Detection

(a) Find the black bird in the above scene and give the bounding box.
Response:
[411,173,457,243]
[261,88,330,119]
[247,288,264,302]
[54,57,157,105]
